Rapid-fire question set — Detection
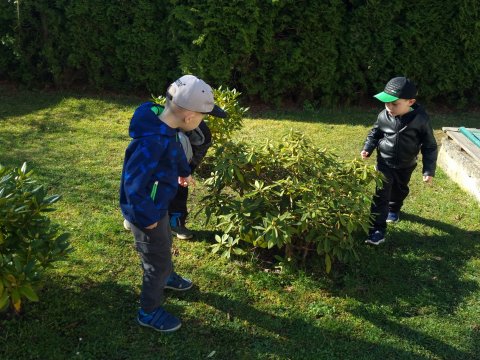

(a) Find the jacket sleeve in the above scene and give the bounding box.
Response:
[420,118,438,177]
[189,120,212,172]
[123,140,165,228]
[363,114,383,156]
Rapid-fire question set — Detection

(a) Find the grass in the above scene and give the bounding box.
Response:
[0,85,479,360]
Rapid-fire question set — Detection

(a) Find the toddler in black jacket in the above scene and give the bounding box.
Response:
[360,77,438,245]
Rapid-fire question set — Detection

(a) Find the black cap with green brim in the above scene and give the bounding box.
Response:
[374,77,417,103]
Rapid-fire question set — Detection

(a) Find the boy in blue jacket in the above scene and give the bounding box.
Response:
[361,77,437,245]
[120,75,226,332]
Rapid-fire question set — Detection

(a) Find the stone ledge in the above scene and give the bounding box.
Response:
[438,137,480,203]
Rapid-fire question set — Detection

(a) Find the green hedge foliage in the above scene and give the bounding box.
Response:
[0,1,17,79]
[1,0,479,106]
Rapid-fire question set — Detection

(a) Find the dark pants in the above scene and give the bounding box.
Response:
[169,185,188,226]
[168,119,212,226]
[370,163,416,232]
[130,214,173,312]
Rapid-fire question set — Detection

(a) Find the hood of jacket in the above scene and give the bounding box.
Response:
[129,102,174,139]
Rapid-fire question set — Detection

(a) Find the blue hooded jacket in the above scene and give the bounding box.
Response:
[120,102,191,228]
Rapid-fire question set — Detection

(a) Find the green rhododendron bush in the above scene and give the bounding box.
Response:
[202,132,381,272]
[0,164,71,314]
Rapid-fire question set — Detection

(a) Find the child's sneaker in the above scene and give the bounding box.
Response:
[170,213,194,239]
[123,219,132,231]
[165,272,193,291]
[386,212,400,223]
[365,230,385,245]
[137,307,181,333]
[171,225,194,240]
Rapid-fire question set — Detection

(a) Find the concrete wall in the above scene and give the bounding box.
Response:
[438,137,480,203]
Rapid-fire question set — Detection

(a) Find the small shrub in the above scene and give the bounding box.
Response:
[0,163,71,314]
[202,131,381,272]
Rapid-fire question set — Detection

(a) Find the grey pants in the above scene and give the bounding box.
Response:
[130,214,173,312]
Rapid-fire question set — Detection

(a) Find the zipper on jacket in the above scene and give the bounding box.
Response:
[393,116,400,166]
[150,181,158,200]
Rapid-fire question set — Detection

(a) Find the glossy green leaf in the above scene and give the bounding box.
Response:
[19,284,39,302]
[325,254,332,274]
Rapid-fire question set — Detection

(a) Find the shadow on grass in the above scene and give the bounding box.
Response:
[189,288,473,360]
[0,87,137,173]
[336,212,480,359]
[0,85,139,120]
[360,212,479,313]
[186,212,478,358]
[0,109,129,195]
[0,87,146,196]
[349,305,475,360]
[0,222,476,359]
[0,89,63,120]
[189,229,217,244]
[2,276,463,360]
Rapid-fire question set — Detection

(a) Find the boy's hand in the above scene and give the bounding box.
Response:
[360,150,369,159]
[423,175,433,184]
[178,175,195,187]
[145,222,158,229]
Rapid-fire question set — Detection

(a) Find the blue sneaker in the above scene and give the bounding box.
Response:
[365,230,385,245]
[165,272,193,291]
[137,307,181,333]
[386,212,400,223]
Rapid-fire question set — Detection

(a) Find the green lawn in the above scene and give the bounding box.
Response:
[0,86,479,360]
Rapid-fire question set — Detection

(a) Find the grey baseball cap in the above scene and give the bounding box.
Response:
[167,75,227,118]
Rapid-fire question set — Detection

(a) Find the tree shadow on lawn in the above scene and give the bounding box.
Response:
[185,214,478,358]
[0,89,136,174]
[186,289,434,360]
[0,88,64,120]
[3,277,460,360]
[0,123,78,170]
[0,89,137,183]
[189,289,472,359]
[0,86,139,120]
[0,121,125,203]
[336,212,480,359]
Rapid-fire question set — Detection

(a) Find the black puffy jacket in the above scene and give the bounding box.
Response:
[363,103,438,176]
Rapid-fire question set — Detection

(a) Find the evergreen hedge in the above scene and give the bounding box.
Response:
[1,0,479,106]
